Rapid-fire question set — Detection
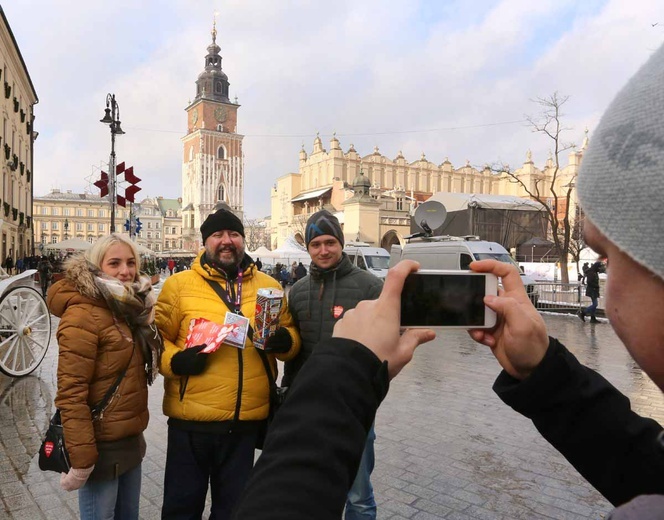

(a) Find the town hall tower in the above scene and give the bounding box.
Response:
[181,21,244,251]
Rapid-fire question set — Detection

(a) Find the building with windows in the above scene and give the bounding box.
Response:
[133,197,182,253]
[181,21,244,252]
[270,134,585,250]
[32,189,127,247]
[135,197,162,253]
[33,190,182,254]
[0,7,38,262]
[157,197,183,252]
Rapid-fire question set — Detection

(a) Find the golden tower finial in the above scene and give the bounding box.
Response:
[212,12,218,43]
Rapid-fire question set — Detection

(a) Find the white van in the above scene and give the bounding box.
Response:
[344,242,391,280]
[389,236,537,300]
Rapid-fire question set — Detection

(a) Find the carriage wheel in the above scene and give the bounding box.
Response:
[0,287,52,377]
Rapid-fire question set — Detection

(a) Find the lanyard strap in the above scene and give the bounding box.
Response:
[203,278,254,341]
[212,270,243,312]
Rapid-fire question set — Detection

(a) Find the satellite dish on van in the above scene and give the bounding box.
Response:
[413,201,447,235]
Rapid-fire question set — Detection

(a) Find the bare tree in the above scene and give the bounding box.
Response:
[290,214,308,246]
[244,218,270,252]
[567,208,586,278]
[500,92,578,283]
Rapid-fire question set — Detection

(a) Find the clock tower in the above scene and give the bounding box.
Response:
[181,20,244,251]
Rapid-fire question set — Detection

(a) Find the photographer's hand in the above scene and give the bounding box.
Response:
[333,260,436,379]
[468,260,549,380]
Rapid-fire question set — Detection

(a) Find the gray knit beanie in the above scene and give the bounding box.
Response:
[305,210,344,248]
[578,43,664,280]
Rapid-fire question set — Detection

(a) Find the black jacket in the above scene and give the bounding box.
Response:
[494,338,664,507]
[585,267,600,298]
[283,253,383,386]
[233,337,664,520]
[232,338,388,520]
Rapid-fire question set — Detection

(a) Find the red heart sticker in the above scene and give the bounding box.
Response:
[333,305,344,319]
[44,441,54,457]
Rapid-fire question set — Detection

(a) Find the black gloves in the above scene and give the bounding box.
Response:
[263,328,292,354]
[171,345,209,375]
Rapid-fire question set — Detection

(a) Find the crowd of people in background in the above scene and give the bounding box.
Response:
[2,253,42,274]
[158,257,193,275]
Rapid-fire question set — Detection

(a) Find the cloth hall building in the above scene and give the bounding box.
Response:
[269,133,586,250]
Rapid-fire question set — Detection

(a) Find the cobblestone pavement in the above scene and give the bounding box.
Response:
[1,301,662,519]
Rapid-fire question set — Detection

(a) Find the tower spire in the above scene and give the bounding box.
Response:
[192,17,230,103]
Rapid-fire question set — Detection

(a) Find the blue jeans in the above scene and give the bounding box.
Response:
[584,296,599,317]
[78,463,142,520]
[345,425,376,520]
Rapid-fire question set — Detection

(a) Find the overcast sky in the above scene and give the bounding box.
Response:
[4,0,664,218]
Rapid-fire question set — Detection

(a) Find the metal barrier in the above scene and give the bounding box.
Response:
[529,281,606,314]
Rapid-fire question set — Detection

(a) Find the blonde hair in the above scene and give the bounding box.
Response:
[85,233,141,280]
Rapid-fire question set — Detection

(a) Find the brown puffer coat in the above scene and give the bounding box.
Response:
[47,255,149,469]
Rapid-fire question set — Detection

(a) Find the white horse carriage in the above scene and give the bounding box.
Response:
[0,266,51,377]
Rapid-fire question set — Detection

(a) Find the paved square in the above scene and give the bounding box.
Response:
[1,310,662,519]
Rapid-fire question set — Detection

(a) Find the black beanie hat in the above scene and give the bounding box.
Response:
[200,208,245,244]
[305,209,344,248]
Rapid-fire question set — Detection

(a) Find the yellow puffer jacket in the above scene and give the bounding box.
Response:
[156,252,301,423]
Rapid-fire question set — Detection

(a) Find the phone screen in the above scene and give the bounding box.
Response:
[400,273,488,327]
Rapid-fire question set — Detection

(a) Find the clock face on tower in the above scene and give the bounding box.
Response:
[214,106,227,122]
[191,110,198,124]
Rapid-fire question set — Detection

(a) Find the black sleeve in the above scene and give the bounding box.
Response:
[232,337,390,520]
[494,337,664,506]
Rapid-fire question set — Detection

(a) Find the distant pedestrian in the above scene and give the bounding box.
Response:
[255,257,263,271]
[577,261,602,323]
[3,255,14,275]
[167,258,175,276]
[279,265,290,288]
[37,256,53,298]
[295,261,307,281]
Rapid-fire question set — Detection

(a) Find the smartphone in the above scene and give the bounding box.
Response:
[400,270,498,329]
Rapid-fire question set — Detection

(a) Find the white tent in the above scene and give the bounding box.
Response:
[427,192,545,212]
[44,238,92,251]
[262,237,310,265]
[134,243,156,256]
[249,246,273,259]
[268,248,311,265]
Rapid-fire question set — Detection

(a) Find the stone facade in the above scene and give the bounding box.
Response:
[0,7,38,262]
[270,134,586,249]
[33,190,126,248]
[33,190,182,254]
[133,197,182,253]
[181,22,244,252]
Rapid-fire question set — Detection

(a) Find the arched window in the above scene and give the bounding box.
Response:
[217,145,226,160]
[215,82,222,93]
[189,147,194,161]
[217,185,225,202]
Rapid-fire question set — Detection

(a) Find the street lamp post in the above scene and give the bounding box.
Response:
[100,94,125,233]
[532,245,535,263]
[64,218,69,240]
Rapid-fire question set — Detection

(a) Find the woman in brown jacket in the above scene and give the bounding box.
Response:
[47,234,162,520]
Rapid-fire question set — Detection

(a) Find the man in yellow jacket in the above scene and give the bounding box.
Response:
[156,206,301,520]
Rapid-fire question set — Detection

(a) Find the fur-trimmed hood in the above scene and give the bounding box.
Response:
[46,254,104,318]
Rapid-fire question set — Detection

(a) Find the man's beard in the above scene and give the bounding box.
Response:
[206,243,245,269]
